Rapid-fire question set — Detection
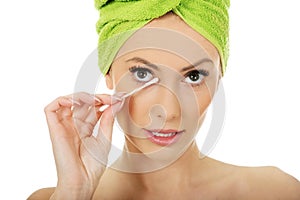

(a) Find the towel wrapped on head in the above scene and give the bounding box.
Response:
[95,0,230,75]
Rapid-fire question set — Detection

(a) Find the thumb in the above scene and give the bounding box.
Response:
[96,101,123,142]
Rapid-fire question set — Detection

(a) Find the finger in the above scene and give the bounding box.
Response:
[57,105,73,121]
[96,101,123,142]
[64,93,111,106]
[67,93,110,139]
[71,92,102,120]
[73,103,91,120]
[44,96,73,124]
[97,108,114,143]
[73,118,93,139]
[95,94,123,113]
[94,94,119,105]
[71,92,102,105]
[75,103,108,140]
[73,106,101,139]
[84,105,102,127]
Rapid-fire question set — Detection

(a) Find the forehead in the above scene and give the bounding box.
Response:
[115,12,220,67]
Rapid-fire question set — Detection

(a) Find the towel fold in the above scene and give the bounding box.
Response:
[95,0,230,75]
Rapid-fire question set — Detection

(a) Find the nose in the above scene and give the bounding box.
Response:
[151,85,181,122]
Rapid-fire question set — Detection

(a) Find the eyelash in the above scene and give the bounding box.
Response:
[129,65,152,74]
[194,69,209,76]
[129,65,154,83]
[184,69,209,87]
[128,66,209,86]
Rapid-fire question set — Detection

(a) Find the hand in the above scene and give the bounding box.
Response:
[44,92,121,199]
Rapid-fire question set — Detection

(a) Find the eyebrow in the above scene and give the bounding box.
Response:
[125,57,159,70]
[180,58,214,72]
[125,57,213,72]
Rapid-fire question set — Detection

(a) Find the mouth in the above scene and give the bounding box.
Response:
[143,129,185,146]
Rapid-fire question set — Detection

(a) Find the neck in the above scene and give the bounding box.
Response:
[119,141,208,192]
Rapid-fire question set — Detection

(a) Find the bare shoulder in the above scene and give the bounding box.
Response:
[236,166,300,199]
[27,187,55,200]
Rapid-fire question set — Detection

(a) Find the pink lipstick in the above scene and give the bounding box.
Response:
[143,129,185,146]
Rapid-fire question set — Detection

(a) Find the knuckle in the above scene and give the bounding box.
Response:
[44,96,65,113]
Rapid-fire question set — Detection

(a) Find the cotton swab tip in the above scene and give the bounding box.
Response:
[118,77,159,100]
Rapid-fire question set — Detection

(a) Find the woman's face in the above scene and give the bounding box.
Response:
[105,13,221,159]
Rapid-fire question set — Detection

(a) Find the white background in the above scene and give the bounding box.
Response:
[0,0,300,199]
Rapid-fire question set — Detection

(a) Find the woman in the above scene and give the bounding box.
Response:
[29,0,300,199]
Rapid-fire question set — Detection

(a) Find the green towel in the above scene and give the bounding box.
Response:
[95,0,230,75]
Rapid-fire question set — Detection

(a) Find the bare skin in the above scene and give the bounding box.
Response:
[29,148,300,200]
[28,12,300,200]
[94,145,300,200]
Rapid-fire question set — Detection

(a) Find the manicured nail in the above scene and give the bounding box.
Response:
[99,104,109,112]
[93,96,102,103]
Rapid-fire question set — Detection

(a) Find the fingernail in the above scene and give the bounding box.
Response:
[93,96,102,103]
[99,104,109,112]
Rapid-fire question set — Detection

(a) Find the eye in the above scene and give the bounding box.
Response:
[129,66,154,82]
[183,69,209,86]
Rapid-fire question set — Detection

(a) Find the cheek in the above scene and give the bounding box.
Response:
[196,75,218,113]
[128,95,152,127]
[197,86,212,114]
[180,83,213,125]
[124,82,214,130]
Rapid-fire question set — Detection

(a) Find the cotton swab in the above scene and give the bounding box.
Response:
[99,78,159,112]
[118,77,159,100]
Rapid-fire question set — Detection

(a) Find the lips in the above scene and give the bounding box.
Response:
[143,129,185,146]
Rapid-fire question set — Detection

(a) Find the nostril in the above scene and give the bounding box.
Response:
[151,106,179,121]
[168,113,175,119]
[157,114,163,118]
[149,104,166,117]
